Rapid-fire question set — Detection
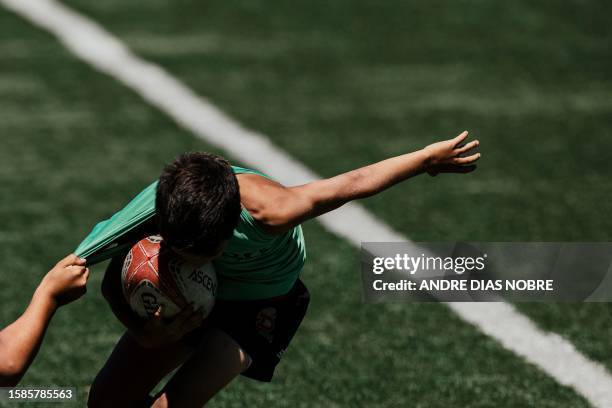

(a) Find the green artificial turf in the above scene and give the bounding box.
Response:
[2,0,612,406]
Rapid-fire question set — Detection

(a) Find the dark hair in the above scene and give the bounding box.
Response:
[156,152,241,256]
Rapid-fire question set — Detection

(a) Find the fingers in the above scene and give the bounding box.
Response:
[81,268,90,287]
[172,303,196,325]
[58,253,87,267]
[171,304,204,332]
[67,264,89,276]
[180,307,205,333]
[72,267,89,298]
[455,139,479,155]
[453,152,481,165]
[452,130,469,147]
[58,254,79,266]
[170,305,193,329]
[140,303,204,348]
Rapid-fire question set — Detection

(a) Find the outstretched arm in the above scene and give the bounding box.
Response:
[0,254,89,386]
[238,131,480,234]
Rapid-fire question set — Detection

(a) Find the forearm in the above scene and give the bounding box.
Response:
[328,149,428,200]
[0,289,57,386]
[297,149,429,217]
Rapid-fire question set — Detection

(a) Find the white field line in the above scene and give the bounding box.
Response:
[2,0,612,406]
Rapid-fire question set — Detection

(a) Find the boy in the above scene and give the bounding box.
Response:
[0,254,89,386]
[85,131,480,407]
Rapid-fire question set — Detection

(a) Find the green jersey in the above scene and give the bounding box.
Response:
[75,166,306,301]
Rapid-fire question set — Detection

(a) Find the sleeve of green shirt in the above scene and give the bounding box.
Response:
[74,181,158,264]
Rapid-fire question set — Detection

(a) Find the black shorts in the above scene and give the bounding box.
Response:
[184,279,310,382]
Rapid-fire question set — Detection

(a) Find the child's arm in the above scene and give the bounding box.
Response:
[0,255,89,386]
[239,131,480,234]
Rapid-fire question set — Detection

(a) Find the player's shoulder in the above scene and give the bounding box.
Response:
[236,172,282,188]
[236,173,291,231]
[237,173,283,211]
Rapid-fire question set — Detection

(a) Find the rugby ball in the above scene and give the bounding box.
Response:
[121,235,217,319]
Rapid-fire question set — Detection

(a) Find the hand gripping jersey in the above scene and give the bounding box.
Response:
[75,166,306,301]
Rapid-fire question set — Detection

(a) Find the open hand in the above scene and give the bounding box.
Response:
[130,304,205,349]
[424,131,481,176]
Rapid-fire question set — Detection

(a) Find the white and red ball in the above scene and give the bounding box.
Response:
[121,235,217,319]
